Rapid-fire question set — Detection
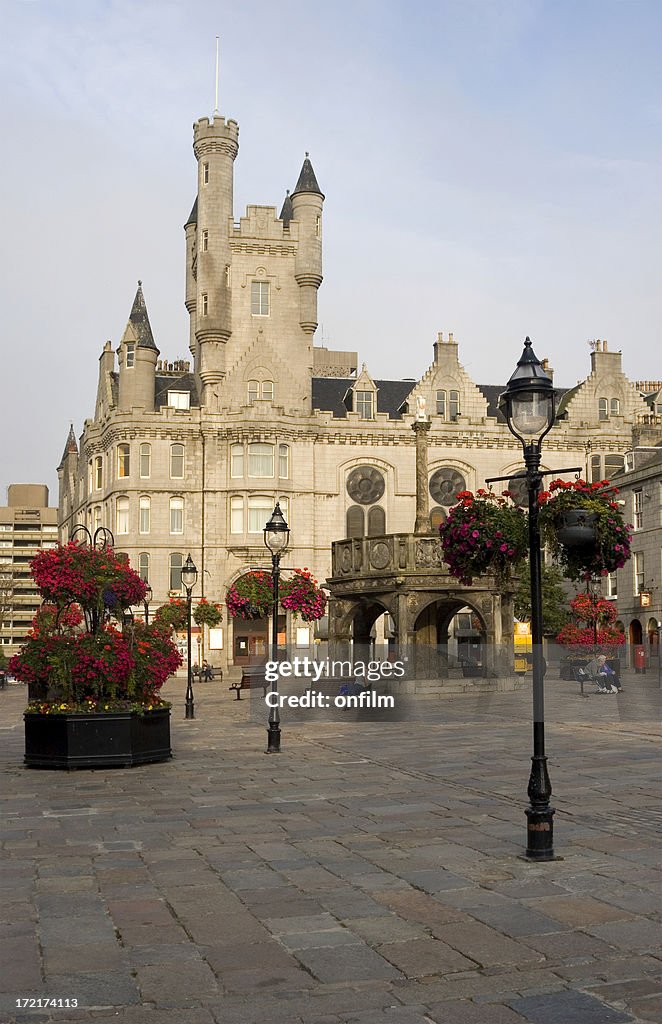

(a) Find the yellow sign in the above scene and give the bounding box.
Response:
[640,592,651,608]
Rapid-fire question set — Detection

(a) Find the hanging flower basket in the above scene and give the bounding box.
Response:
[154,599,188,632]
[280,569,327,622]
[556,590,626,656]
[193,599,223,628]
[439,490,528,586]
[225,571,273,620]
[538,479,632,581]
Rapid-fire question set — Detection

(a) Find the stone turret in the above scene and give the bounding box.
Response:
[291,154,324,335]
[117,282,159,412]
[184,197,198,359]
[191,114,240,402]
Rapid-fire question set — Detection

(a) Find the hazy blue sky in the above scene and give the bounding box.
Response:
[1,0,660,501]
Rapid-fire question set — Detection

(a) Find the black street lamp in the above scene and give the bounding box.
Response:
[264,502,290,753]
[499,338,557,860]
[143,581,153,626]
[181,554,198,720]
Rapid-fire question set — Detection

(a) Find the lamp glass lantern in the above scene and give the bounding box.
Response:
[144,582,153,605]
[498,338,555,444]
[264,503,290,555]
[181,554,198,591]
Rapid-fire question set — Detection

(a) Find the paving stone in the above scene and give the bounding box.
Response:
[44,972,140,1007]
[629,994,662,1022]
[342,915,429,944]
[507,988,634,1023]
[212,964,317,993]
[431,921,543,968]
[525,896,635,927]
[376,938,475,977]
[398,870,472,892]
[293,944,403,983]
[425,1000,529,1023]
[202,940,299,972]
[135,961,220,1004]
[518,930,619,961]
[465,903,569,938]
[43,942,126,974]
[585,919,662,952]
[279,928,362,950]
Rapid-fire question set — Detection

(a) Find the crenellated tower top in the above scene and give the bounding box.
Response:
[193,116,239,160]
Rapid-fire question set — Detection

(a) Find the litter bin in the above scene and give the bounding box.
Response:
[634,645,646,674]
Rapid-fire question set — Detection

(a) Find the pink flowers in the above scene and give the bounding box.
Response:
[439,491,528,586]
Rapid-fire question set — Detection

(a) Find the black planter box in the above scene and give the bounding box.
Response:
[24,708,171,769]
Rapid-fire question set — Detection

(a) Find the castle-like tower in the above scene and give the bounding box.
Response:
[185,115,324,413]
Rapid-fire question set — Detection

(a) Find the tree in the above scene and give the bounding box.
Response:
[514,563,571,637]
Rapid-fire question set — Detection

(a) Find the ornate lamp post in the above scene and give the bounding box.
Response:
[264,502,290,753]
[181,554,198,720]
[143,581,153,626]
[499,338,557,860]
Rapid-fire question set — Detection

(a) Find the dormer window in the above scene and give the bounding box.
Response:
[355,391,374,419]
[598,397,608,420]
[126,343,135,368]
[248,381,259,405]
[449,390,460,420]
[168,391,190,410]
[610,398,620,416]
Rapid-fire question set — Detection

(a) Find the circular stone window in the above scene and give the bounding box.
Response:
[429,468,466,506]
[346,466,385,505]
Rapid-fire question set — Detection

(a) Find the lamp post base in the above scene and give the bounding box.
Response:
[185,700,195,720]
[525,806,556,860]
[266,723,281,753]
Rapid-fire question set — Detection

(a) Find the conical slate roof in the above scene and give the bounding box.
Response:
[58,424,78,468]
[128,281,158,350]
[279,190,294,226]
[184,197,198,228]
[291,153,324,199]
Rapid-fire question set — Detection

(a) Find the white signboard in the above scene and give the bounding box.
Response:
[208,627,224,650]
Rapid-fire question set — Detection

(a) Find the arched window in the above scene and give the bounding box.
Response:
[117,444,130,478]
[170,444,185,479]
[169,497,184,535]
[449,390,460,420]
[87,461,93,496]
[139,496,150,535]
[346,505,364,538]
[590,455,602,483]
[610,398,620,416]
[367,506,385,536]
[248,443,274,478]
[169,552,183,592]
[94,456,103,490]
[116,496,129,535]
[138,552,150,582]
[139,443,151,479]
[261,380,274,402]
[126,343,135,368]
[247,380,259,405]
[279,444,289,478]
[598,397,608,420]
[436,390,446,418]
[93,506,102,533]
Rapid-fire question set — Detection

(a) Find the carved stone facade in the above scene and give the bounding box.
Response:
[56,105,662,671]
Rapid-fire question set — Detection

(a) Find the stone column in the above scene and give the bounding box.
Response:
[412,420,431,534]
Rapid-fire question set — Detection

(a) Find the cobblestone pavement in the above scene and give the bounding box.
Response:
[1,669,660,1024]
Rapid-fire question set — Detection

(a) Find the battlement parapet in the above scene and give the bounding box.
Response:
[232,205,297,242]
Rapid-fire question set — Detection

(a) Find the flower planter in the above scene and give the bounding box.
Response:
[554,509,597,548]
[24,708,171,769]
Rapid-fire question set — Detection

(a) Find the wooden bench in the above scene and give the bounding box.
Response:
[229,665,267,700]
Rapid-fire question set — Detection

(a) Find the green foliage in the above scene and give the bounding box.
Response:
[514,563,571,637]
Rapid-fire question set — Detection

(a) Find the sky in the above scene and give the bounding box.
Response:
[1,0,660,503]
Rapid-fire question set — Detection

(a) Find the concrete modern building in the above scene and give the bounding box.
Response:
[57,105,662,672]
[0,485,59,656]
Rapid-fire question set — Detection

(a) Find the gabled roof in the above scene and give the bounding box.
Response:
[312,378,415,419]
[128,281,158,351]
[291,153,324,199]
